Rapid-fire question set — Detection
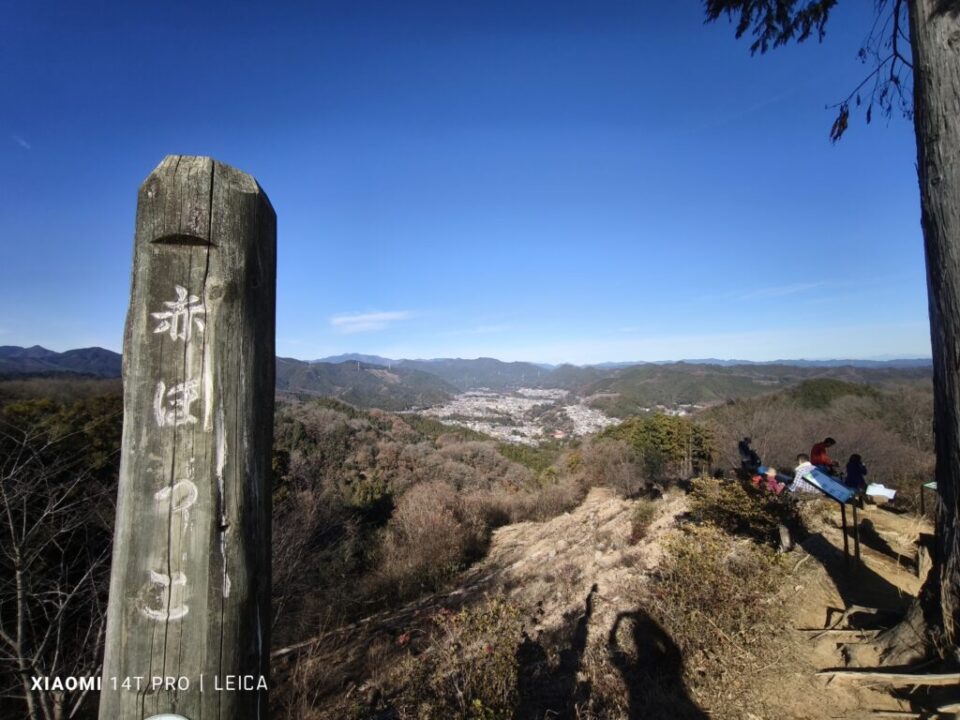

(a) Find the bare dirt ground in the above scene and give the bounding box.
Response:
[274,488,940,719]
[764,500,939,720]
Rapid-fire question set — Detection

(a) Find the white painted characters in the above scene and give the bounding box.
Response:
[151,285,205,342]
[139,478,199,622]
[142,284,207,624]
[154,479,199,515]
[137,571,188,621]
[154,380,200,427]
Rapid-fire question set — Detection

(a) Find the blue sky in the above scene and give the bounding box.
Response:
[1,1,931,364]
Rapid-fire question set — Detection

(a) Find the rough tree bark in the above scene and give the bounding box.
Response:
[908,0,960,654]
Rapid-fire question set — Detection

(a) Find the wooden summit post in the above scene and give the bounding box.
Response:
[100,156,276,719]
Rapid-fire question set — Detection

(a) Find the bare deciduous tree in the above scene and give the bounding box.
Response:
[0,412,115,720]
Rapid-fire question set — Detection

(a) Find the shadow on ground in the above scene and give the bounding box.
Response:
[801,533,911,624]
[857,518,917,572]
[515,584,595,719]
[606,610,707,720]
[515,584,706,720]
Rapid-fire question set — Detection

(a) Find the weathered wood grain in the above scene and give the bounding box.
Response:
[908,0,960,648]
[99,156,275,719]
[816,670,960,687]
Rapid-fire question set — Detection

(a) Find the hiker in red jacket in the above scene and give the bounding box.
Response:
[810,437,839,475]
[751,467,786,495]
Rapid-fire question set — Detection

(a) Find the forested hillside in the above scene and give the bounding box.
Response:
[276,358,458,409]
[0,368,938,718]
[582,362,931,417]
[398,357,553,390]
[698,377,935,493]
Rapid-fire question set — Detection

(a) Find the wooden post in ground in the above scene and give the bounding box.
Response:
[841,503,850,566]
[99,156,276,719]
[852,503,861,567]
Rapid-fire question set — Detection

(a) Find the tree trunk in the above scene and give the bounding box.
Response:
[908,0,960,652]
[13,564,42,720]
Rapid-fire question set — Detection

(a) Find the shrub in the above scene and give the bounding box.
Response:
[629,499,658,544]
[689,475,802,545]
[655,525,784,636]
[643,524,787,719]
[528,476,585,520]
[461,491,515,530]
[580,438,643,496]
[397,597,524,719]
[563,448,583,473]
[375,482,474,600]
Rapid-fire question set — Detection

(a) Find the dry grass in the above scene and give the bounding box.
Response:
[645,524,788,718]
[629,498,658,544]
[389,597,525,719]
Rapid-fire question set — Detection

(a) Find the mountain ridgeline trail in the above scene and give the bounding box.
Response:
[272,484,937,719]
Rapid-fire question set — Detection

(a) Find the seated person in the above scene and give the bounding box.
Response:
[738,436,761,473]
[845,454,867,492]
[789,454,820,495]
[751,466,786,495]
[810,437,839,474]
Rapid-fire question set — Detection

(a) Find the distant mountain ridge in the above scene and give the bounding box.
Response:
[1,346,933,413]
[313,353,396,367]
[314,354,932,372]
[581,361,932,418]
[0,345,122,378]
[676,357,931,369]
[397,357,551,390]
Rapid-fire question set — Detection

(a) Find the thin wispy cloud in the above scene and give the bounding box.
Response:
[732,281,825,302]
[330,311,412,334]
[682,84,807,137]
[668,281,832,312]
[10,134,31,150]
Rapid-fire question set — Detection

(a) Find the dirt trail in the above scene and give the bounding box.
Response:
[760,500,936,719]
[278,489,938,718]
[273,487,687,715]
[477,491,937,719]
[461,486,681,627]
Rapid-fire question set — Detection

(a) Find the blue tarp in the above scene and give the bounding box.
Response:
[802,468,856,504]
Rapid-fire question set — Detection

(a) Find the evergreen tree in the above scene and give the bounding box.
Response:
[705,0,960,659]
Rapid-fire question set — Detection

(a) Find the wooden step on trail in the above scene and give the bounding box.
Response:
[816,669,960,687]
[797,627,883,638]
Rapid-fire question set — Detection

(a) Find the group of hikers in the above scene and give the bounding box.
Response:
[738,436,868,497]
